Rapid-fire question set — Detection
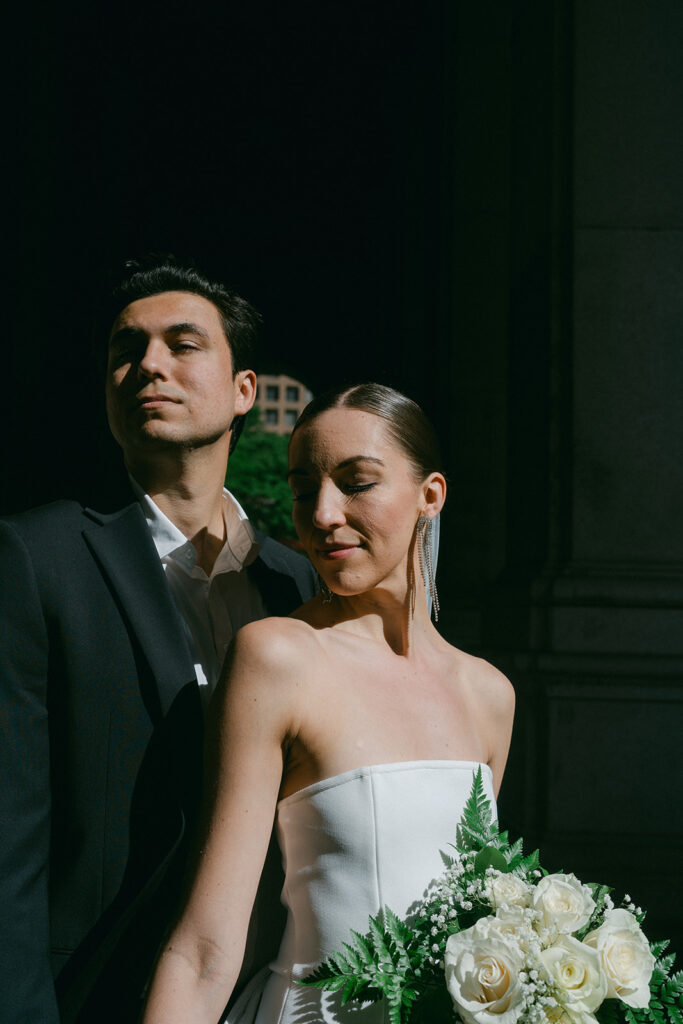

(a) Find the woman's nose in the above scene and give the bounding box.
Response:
[311,483,346,530]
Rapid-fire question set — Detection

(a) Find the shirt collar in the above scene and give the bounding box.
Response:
[130,477,260,576]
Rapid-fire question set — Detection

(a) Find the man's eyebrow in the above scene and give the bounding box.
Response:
[108,322,210,347]
[287,455,384,478]
[109,325,144,347]
[165,322,210,339]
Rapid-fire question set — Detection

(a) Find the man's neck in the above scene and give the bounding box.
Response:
[127,448,230,576]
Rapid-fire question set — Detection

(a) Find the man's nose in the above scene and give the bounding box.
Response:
[311,482,346,530]
[137,338,168,379]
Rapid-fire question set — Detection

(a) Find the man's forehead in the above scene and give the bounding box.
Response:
[111,290,223,333]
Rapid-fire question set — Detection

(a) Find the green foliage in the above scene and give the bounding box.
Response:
[226,407,297,540]
[455,766,498,851]
[474,846,509,875]
[302,907,432,1024]
[577,884,615,941]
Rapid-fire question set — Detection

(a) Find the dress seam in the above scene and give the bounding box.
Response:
[368,771,383,927]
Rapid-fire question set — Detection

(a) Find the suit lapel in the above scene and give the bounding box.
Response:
[82,503,196,718]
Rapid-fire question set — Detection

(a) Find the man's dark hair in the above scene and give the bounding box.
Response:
[108,255,261,374]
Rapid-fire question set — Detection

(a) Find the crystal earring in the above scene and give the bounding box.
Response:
[417,514,440,622]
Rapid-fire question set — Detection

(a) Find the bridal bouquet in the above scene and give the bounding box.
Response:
[301,769,682,1024]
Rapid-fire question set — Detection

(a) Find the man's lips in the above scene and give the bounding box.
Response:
[135,394,180,408]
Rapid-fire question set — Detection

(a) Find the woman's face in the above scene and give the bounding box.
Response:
[288,408,430,598]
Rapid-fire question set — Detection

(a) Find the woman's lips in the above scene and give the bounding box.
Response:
[318,545,358,560]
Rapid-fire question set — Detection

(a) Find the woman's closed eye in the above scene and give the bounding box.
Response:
[291,481,377,502]
[342,482,376,495]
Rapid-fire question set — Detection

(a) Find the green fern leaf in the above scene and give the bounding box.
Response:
[519,848,541,875]
[456,767,495,850]
[300,961,343,986]
[328,950,351,976]
[369,916,394,968]
[625,1006,649,1024]
[657,955,677,975]
[349,928,375,966]
[340,941,368,975]
[505,837,524,866]
[340,975,363,1005]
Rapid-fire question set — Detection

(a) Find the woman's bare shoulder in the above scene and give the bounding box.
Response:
[449,647,515,716]
[229,616,323,676]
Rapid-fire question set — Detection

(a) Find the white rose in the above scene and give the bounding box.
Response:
[533,874,595,937]
[487,872,532,909]
[445,917,526,1024]
[541,1003,599,1024]
[540,935,608,1014]
[584,909,655,1008]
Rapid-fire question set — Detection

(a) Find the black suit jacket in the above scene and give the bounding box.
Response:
[0,498,316,1023]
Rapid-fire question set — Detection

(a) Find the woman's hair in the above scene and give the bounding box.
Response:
[291,382,442,479]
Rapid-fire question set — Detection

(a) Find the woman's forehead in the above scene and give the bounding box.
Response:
[289,408,397,465]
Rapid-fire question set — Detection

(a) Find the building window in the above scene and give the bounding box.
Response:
[285,385,299,402]
[284,409,298,428]
[265,408,279,425]
[265,384,279,401]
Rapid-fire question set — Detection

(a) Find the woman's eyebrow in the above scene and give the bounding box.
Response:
[336,456,384,469]
[287,455,384,479]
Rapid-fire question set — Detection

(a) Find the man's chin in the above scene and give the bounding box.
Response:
[122,425,230,454]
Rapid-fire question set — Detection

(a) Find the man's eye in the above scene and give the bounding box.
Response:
[174,342,198,352]
[108,348,134,366]
[292,491,315,502]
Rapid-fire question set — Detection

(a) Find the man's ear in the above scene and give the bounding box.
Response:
[421,472,447,519]
[234,369,257,415]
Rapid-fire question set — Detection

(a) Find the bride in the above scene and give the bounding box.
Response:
[142,382,515,1023]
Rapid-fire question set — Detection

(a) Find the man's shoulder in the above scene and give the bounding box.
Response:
[2,499,89,536]
[1,497,144,549]
[254,532,314,577]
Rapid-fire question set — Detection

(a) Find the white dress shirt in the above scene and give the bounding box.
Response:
[131,481,267,706]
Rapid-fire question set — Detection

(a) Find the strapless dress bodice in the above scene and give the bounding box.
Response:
[225,760,495,1024]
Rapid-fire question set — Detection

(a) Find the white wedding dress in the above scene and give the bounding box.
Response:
[224,760,495,1024]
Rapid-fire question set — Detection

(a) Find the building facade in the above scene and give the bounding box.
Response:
[257,374,313,435]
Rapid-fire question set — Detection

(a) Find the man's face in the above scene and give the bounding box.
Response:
[106,291,254,458]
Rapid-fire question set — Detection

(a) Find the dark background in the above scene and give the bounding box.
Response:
[4,0,682,952]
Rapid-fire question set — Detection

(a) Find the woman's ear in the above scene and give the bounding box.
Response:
[421,472,447,518]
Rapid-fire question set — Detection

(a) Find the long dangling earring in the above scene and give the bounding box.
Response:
[417,514,440,622]
[318,575,333,604]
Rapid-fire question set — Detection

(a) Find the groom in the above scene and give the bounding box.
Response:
[0,258,316,1022]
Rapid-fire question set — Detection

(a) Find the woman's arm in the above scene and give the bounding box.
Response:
[143,619,304,1023]
[473,658,516,798]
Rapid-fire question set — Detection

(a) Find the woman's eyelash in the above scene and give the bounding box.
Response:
[343,483,375,494]
[291,482,376,502]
